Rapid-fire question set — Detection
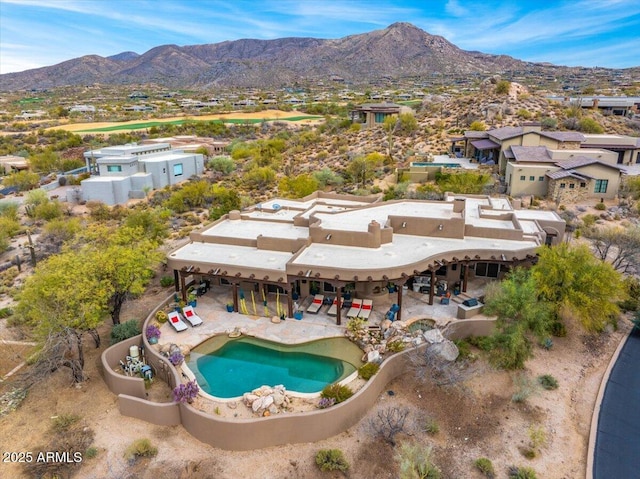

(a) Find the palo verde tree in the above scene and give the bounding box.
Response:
[16,249,110,383]
[532,242,624,333]
[483,268,554,369]
[76,224,164,325]
[583,225,640,275]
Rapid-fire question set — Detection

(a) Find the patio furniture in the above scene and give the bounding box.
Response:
[167,311,188,332]
[182,305,203,326]
[359,299,373,320]
[327,297,339,316]
[306,294,324,314]
[346,298,363,318]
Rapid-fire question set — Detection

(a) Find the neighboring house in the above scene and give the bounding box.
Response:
[0,155,29,174]
[505,145,625,200]
[69,104,96,113]
[349,102,413,128]
[167,191,564,325]
[580,134,640,165]
[142,136,229,156]
[548,96,640,117]
[80,143,204,205]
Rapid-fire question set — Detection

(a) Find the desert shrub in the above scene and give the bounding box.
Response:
[423,417,440,435]
[110,319,141,345]
[454,339,474,360]
[34,199,64,220]
[23,413,93,479]
[321,383,353,404]
[173,380,199,403]
[512,373,537,403]
[124,438,158,462]
[317,397,336,409]
[540,117,558,129]
[397,442,441,479]
[358,362,380,380]
[169,351,184,366]
[581,214,598,228]
[155,310,169,323]
[517,109,532,119]
[52,413,80,432]
[538,374,559,390]
[474,457,495,478]
[0,307,13,319]
[527,425,547,456]
[387,339,406,353]
[594,202,606,211]
[159,275,175,287]
[509,465,537,479]
[495,80,511,94]
[578,117,604,133]
[550,321,567,337]
[85,446,98,458]
[208,155,235,175]
[315,449,349,473]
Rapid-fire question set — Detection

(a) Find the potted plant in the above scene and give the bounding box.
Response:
[176,300,186,313]
[145,324,161,345]
[225,303,234,312]
[187,291,197,308]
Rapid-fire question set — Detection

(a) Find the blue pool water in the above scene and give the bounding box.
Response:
[411,162,461,167]
[187,336,363,398]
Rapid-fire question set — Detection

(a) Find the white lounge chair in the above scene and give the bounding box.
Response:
[167,311,188,332]
[327,297,339,316]
[359,299,373,320]
[182,305,203,326]
[346,298,362,318]
[306,294,324,314]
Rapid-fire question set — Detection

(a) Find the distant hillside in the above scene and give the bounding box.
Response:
[0,22,622,91]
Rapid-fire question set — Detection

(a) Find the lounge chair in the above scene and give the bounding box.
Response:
[182,305,203,326]
[327,297,339,316]
[306,294,324,314]
[346,298,362,318]
[167,311,188,332]
[359,299,373,320]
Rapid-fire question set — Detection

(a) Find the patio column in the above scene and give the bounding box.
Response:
[429,270,436,305]
[396,286,402,322]
[173,269,179,293]
[180,273,187,302]
[287,285,293,318]
[463,262,469,292]
[232,283,239,313]
[336,289,342,326]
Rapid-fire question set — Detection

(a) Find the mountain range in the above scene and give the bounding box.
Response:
[0,22,574,91]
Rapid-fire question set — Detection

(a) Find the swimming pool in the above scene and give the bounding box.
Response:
[186,336,364,398]
[410,162,461,167]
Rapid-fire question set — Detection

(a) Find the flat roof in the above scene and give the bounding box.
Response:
[201,219,309,240]
[169,242,292,272]
[314,202,459,232]
[291,234,538,270]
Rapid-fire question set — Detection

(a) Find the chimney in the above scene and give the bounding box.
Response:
[522,122,541,133]
[453,198,465,213]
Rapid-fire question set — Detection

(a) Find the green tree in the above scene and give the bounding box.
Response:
[209,185,241,220]
[435,171,492,194]
[532,243,623,332]
[313,168,344,188]
[242,166,276,189]
[483,268,554,369]
[16,249,110,382]
[278,173,319,198]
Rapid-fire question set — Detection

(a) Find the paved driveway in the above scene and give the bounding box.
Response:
[593,326,640,479]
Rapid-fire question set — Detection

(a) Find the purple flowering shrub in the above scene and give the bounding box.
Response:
[173,380,199,403]
[168,351,184,366]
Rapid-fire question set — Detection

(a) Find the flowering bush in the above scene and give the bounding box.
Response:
[173,380,199,403]
[145,324,161,340]
[168,351,184,366]
[318,397,336,409]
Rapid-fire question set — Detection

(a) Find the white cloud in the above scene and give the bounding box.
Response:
[445,0,468,17]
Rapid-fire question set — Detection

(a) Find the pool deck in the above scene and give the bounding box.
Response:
[156,279,492,351]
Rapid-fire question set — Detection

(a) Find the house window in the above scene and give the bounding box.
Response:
[173,163,183,176]
[106,165,122,172]
[374,112,386,123]
[475,262,501,278]
[594,179,608,193]
[529,176,535,181]
[569,183,575,189]
[520,175,526,181]
[560,183,566,188]
[580,182,586,188]
[538,176,544,181]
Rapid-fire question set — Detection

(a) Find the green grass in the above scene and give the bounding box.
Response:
[76,115,323,132]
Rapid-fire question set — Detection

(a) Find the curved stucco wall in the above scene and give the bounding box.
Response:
[101,297,496,450]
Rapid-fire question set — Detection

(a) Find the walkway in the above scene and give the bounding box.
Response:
[593,326,640,479]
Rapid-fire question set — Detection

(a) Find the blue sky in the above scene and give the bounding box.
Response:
[1,0,639,74]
